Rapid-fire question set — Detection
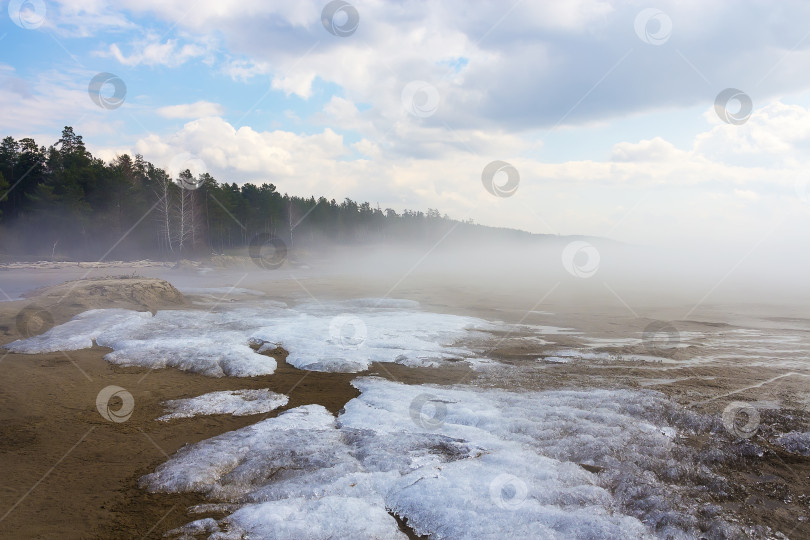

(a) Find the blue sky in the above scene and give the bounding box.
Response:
[2,0,810,248]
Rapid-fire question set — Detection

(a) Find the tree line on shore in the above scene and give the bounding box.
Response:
[0,127,536,260]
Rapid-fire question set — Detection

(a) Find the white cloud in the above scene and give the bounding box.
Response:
[611,137,684,162]
[133,117,349,189]
[108,99,810,249]
[156,101,225,119]
[39,1,810,132]
[695,100,810,165]
[323,96,359,123]
[10,1,810,250]
[107,36,210,67]
[0,67,129,141]
[352,138,381,159]
[223,59,272,82]
[270,71,317,99]
[112,0,810,132]
[734,189,760,201]
[45,0,136,37]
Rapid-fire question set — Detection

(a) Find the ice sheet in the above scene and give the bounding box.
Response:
[251,310,491,372]
[145,378,731,539]
[5,307,282,376]
[5,309,152,353]
[158,389,289,421]
[6,299,493,375]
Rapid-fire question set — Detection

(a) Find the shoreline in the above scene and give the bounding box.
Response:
[1,271,808,538]
[0,276,477,538]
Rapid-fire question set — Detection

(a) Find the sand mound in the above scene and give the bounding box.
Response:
[1,277,187,343]
[26,276,186,312]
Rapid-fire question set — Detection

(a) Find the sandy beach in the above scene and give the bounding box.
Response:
[0,268,483,538]
[1,263,809,538]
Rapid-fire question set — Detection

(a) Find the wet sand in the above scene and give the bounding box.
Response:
[1,269,809,538]
[0,275,474,538]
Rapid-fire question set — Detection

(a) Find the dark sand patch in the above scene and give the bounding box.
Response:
[0,344,368,539]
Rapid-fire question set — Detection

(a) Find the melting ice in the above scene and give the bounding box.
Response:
[143,378,731,539]
[5,299,495,375]
[158,389,289,421]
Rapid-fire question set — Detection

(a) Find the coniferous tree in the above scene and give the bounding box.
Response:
[0,127,525,259]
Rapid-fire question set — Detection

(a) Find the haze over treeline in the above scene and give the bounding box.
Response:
[0,127,536,260]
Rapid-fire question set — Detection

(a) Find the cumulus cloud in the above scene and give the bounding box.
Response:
[8,0,810,248]
[37,1,810,132]
[94,0,810,131]
[271,71,318,99]
[133,117,350,189]
[108,98,810,249]
[695,101,810,165]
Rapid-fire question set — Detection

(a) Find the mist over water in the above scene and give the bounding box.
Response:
[269,237,810,315]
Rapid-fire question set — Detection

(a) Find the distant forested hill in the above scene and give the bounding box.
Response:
[0,127,541,260]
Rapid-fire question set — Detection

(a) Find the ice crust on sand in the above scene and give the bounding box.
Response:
[251,310,490,372]
[5,308,152,353]
[541,348,673,364]
[5,307,283,376]
[774,431,810,456]
[158,389,289,421]
[143,378,725,539]
[6,299,492,375]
